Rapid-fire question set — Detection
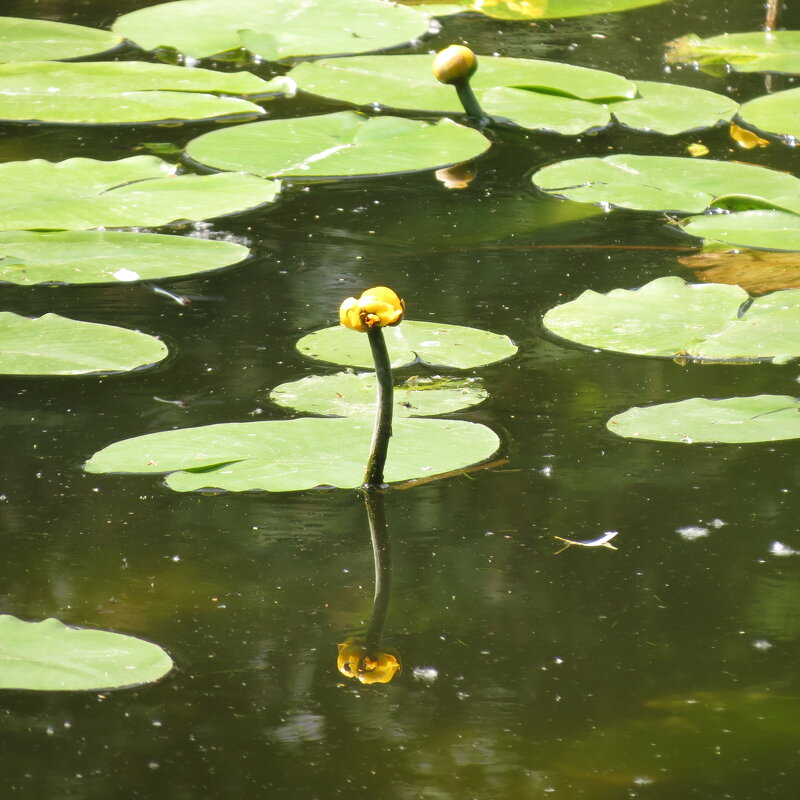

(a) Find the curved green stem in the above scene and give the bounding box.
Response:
[364,326,393,488]
[455,78,489,126]
[363,490,391,654]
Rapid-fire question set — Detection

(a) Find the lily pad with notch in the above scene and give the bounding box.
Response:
[84,417,501,492]
[297,320,518,369]
[0,312,168,375]
[0,17,123,62]
[0,615,172,691]
[607,395,800,444]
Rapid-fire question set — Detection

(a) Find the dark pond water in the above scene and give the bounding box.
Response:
[2,0,800,797]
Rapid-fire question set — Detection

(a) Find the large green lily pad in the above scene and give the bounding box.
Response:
[298,320,518,369]
[532,154,800,214]
[0,312,168,375]
[113,0,429,61]
[607,395,800,443]
[186,112,490,179]
[403,0,667,19]
[85,417,501,491]
[0,616,172,691]
[681,210,800,253]
[0,230,249,285]
[543,276,800,362]
[667,32,800,74]
[0,156,279,231]
[0,17,122,62]
[270,372,487,417]
[0,61,275,124]
[739,88,800,140]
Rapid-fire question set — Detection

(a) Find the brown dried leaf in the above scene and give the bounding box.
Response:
[680,248,800,294]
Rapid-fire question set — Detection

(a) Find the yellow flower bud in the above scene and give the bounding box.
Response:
[337,639,401,685]
[432,45,478,85]
[339,286,404,332]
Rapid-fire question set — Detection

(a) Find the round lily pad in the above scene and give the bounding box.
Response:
[403,0,668,19]
[681,210,800,252]
[0,60,275,124]
[0,17,122,62]
[607,395,800,443]
[185,112,490,179]
[543,276,800,363]
[270,372,488,417]
[0,230,249,285]
[0,156,279,231]
[0,615,172,691]
[0,312,168,375]
[113,0,430,61]
[667,31,800,75]
[84,417,501,492]
[297,320,518,369]
[739,87,800,141]
[532,154,800,214]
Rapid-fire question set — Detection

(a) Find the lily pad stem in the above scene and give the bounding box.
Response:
[364,326,393,488]
[454,78,489,126]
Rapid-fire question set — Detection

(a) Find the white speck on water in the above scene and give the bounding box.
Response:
[708,518,726,528]
[540,465,553,477]
[752,639,773,651]
[770,541,798,557]
[677,525,709,541]
[412,666,438,683]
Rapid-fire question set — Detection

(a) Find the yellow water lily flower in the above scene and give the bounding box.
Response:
[337,639,401,685]
[432,45,478,85]
[339,286,405,332]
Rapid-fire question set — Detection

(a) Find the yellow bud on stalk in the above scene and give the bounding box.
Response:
[432,44,478,85]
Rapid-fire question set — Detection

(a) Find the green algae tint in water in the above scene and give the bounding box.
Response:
[1,0,800,798]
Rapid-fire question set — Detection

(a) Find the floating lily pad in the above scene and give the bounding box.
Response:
[186,112,490,179]
[607,395,800,443]
[298,320,518,369]
[543,276,800,363]
[0,312,167,375]
[403,0,667,19]
[681,210,800,252]
[667,31,800,74]
[532,154,800,214]
[0,17,122,62]
[681,248,800,295]
[0,230,249,285]
[270,372,487,417]
[85,417,501,491]
[0,156,279,231]
[113,0,429,61]
[0,616,172,691]
[739,88,800,141]
[0,61,275,124]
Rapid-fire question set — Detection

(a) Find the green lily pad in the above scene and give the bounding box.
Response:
[402,0,667,20]
[667,32,800,74]
[0,312,168,375]
[0,61,275,124]
[113,0,429,61]
[0,156,279,231]
[298,320,518,369]
[0,17,123,62]
[289,54,635,116]
[532,154,800,214]
[681,210,800,252]
[607,395,800,443]
[84,417,501,492]
[739,87,800,141]
[0,230,249,285]
[186,112,490,179]
[543,276,800,362]
[0,616,172,691]
[270,372,487,417]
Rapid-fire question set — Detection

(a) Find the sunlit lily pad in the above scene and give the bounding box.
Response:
[186,112,490,179]
[543,276,800,362]
[0,230,249,285]
[85,417,501,491]
[113,0,429,61]
[403,0,667,19]
[739,88,800,141]
[607,395,800,443]
[532,154,800,214]
[0,17,122,62]
[0,615,172,691]
[270,372,487,417]
[681,210,800,252]
[667,32,800,74]
[0,61,275,124]
[0,156,279,231]
[298,320,518,369]
[681,248,800,295]
[0,312,167,375]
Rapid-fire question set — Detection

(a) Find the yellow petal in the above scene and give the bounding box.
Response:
[730,123,769,149]
[432,45,478,85]
[339,296,368,332]
[358,286,404,328]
